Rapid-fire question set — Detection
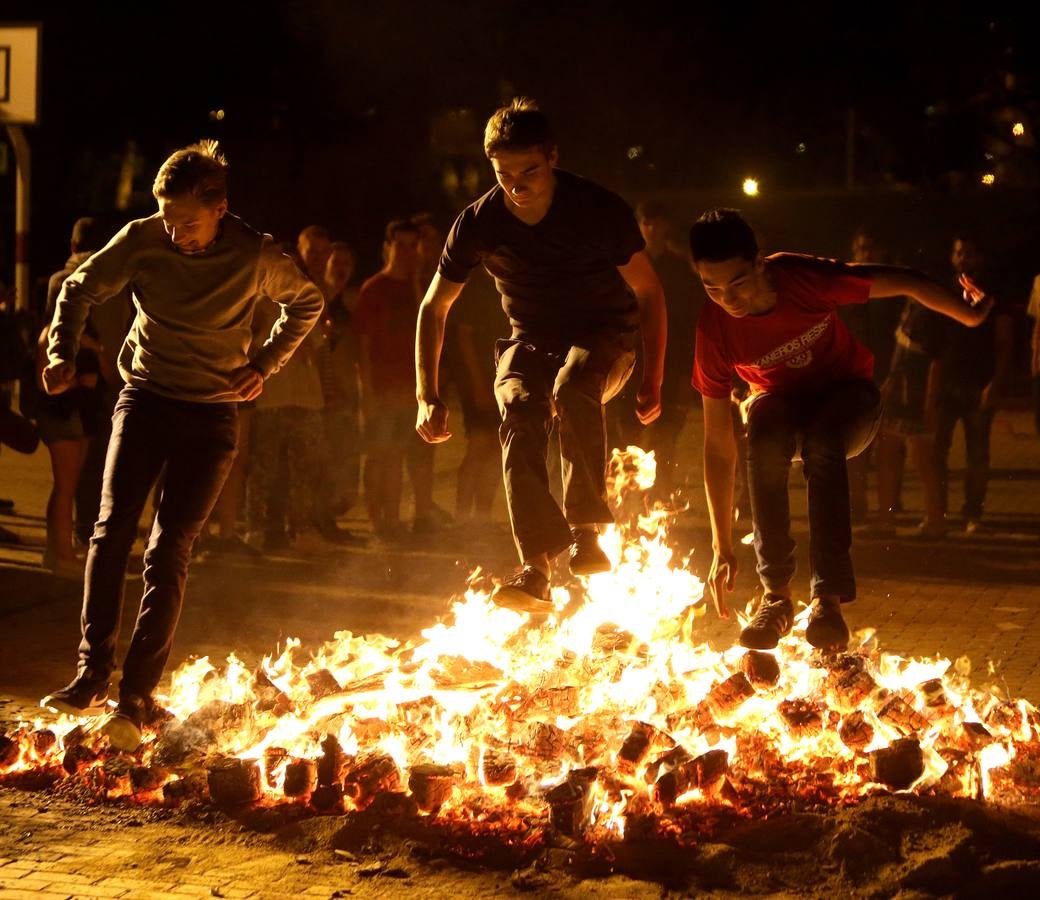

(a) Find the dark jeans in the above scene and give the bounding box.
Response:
[933,383,994,520]
[494,332,636,562]
[746,378,881,601]
[78,385,238,700]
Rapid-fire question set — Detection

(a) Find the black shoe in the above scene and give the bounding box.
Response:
[805,597,850,651]
[569,527,611,577]
[491,566,552,613]
[103,694,158,752]
[41,673,110,717]
[739,594,795,650]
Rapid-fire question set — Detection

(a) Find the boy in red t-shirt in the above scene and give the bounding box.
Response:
[691,209,991,652]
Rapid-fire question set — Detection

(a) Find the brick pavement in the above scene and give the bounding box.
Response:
[1,403,1039,896]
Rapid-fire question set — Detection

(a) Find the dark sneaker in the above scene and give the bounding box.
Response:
[569,527,611,577]
[739,594,795,650]
[805,597,850,651]
[491,566,552,613]
[103,694,154,752]
[41,674,110,717]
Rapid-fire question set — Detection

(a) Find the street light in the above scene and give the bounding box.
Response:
[742,177,759,197]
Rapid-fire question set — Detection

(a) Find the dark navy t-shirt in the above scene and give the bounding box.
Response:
[438,169,644,340]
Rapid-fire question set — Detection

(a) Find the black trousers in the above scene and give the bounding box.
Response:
[78,385,238,701]
[933,383,994,521]
[493,332,636,562]
[745,378,881,601]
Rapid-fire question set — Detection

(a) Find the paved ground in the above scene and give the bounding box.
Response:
[1,402,1039,897]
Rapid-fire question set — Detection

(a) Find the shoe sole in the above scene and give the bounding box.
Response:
[491,585,553,615]
[739,628,789,651]
[103,715,143,752]
[570,561,612,577]
[805,621,850,651]
[41,696,109,717]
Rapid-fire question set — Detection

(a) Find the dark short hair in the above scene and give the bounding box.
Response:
[484,97,554,157]
[689,209,759,263]
[298,225,331,245]
[70,217,109,254]
[152,140,228,206]
[384,219,420,243]
[952,232,981,252]
[636,199,672,222]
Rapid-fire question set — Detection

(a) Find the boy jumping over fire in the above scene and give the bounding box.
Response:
[41,142,323,751]
[416,98,667,611]
[691,209,990,652]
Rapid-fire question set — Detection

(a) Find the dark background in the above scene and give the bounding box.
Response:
[2,0,1038,303]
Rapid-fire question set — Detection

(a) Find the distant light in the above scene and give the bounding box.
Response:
[627,145,644,160]
[981,172,996,185]
[796,142,807,154]
[1012,121,1025,136]
[742,177,760,197]
[208,109,226,122]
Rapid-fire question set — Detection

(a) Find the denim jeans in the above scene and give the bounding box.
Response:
[933,383,994,520]
[494,331,636,562]
[745,378,881,601]
[78,385,238,700]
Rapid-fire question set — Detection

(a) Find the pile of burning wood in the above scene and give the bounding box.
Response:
[3,448,1039,846]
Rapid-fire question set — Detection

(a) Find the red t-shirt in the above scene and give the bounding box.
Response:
[692,253,874,399]
[353,271,418,400]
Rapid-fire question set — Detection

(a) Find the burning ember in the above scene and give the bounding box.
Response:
[3,447,1040,849]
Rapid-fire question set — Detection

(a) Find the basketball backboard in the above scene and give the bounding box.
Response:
[0,23,40,125]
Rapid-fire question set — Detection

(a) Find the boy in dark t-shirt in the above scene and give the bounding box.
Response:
[416,98,666,611]
[690,210,990,653]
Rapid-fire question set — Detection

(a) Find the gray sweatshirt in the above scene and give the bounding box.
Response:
[48,212,324,403]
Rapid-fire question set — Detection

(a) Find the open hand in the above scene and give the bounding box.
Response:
[707,546,738,619]
[958,274,993,326]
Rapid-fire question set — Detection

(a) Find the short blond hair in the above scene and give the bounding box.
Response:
[152,139,228,205]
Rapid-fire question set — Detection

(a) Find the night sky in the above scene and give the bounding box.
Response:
[2,1,1037,281]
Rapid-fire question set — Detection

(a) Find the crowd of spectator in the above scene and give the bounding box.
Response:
[0,206,1036,580]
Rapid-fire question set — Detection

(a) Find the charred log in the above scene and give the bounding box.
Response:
[207,757,262,806]
[408,763,456,812]
[741,651,781,689]
[870,738,924,790]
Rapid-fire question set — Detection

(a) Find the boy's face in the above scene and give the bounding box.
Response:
[851,233,878,263]
[158,193,226,255]
[489,146,558,209]
[639,214,670,251]
[387,230,420,275]
[298,234,333,279]
[326,249,354,287]
[951,239,980,276]
[695,255,766,318]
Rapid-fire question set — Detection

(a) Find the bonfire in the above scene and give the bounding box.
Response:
[3,447,1039,856]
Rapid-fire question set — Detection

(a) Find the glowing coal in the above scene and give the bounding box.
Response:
[3,446,1040,843]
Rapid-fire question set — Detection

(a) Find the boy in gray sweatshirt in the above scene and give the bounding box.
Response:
[41,141,323,751]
